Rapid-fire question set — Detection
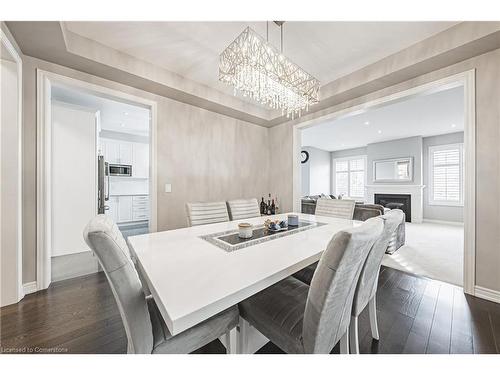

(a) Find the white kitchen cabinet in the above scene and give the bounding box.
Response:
[105,195,148,224]
[119,143,133,165]
[118,196,133,222]
[101,138,148,175]
[103,139,120,164]
[132,143,149,178]
[107,196,119,223]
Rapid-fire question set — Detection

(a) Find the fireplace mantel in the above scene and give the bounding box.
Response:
[365,184,426,223]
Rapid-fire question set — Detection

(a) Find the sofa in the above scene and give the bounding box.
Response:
[301,196,405,253]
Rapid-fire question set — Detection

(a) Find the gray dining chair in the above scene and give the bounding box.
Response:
[349,209,405,353]
[83,214,239,354]
[226,198,261,221]
[315,197,356,219]
[292,210,405,354]
[238,218,384,354]
[186,201,230,227]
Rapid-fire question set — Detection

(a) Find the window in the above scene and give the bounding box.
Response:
[429,143,464,206]
[334,156,366,199]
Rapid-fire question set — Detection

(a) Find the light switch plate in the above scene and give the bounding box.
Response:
[164,184,172,193]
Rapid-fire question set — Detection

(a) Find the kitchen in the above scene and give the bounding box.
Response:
[50,84,151,281]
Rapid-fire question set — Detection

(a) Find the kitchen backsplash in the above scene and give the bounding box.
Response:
[109,177,149,196]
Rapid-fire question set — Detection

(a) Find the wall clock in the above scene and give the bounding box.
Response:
[301,150,309,164]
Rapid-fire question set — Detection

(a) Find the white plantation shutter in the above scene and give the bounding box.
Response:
[429,144,463,206]
[334,156,366,198]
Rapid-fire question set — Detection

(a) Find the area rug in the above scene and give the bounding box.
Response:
[381,221,464,286]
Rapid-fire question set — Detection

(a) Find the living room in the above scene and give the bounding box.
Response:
[300,84,465,286]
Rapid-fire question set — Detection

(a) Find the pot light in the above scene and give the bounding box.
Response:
[377,130,382,134]
[124,112,129,116]
[451,123,456,128]
[364,121,370,125]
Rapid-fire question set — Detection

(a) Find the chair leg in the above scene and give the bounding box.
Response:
[369,296,379,340]
[339,329,349,354]
[225,327,238,354]
[349,316,360,354]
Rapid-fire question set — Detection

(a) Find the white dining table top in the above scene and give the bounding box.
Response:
[127,212,360,335]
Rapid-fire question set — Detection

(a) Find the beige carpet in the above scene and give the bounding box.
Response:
[382,221,464,286]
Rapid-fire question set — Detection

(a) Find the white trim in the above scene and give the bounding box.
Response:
[422,219,464,226]
[23,282,38,295]
[428,142,464,207]
[1,28,24,304]
[36,69,158,291]
[474,286,500,304]
[292,70,476,296]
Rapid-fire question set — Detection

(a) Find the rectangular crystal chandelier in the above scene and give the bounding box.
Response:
[219,27,320,119]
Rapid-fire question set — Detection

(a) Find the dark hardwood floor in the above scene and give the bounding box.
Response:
[1,266,499,354]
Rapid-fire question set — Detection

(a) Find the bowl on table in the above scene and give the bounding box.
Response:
[238,223,253,239]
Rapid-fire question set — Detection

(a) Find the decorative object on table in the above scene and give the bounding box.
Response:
[266,193,272,215]
[264,219,288,232]
[260,197,266,214]
[219,22,320,119]
[301,150,309,164]
[238,223,253,239]
[288,214,299,227]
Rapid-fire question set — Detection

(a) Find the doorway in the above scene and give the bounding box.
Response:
[36,70,157,289]
[292,71,476,294]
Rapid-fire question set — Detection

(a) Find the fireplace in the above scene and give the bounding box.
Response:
[374,193,411,222]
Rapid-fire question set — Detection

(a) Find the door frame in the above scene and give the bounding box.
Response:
[0,28,23,305]
[36,69,158,291]
[292,70,476,295]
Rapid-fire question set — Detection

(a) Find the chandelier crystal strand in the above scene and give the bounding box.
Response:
[219,27,320,119]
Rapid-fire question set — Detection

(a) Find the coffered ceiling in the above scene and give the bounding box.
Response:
[10,21,500,127]
[64,21,456,102]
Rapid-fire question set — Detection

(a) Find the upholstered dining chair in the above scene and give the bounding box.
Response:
[349,209,404,353]
[226,198,261,221]
[186,201,230,227]
[315,197,356,219]
[83,214,239,354]
[293,210,405,354]
[238,218,384,354]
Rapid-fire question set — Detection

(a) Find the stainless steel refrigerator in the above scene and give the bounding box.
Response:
[97,155,109,214]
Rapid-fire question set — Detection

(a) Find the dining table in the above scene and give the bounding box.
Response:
[127,212,360,353]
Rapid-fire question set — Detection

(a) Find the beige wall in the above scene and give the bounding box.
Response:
[271,47,500,292]
[21,56,271,283]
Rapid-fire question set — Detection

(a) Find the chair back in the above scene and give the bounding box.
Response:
[226,198,260,221]
[315,198,356,219]
[302,218,383,353]
[186,201,230,227]
[352,209,405,317]
[83,215,153,354]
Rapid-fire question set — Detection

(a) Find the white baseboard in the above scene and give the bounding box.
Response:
[23,281,37,295]
[475,286,500,304]
[423,219,464,226]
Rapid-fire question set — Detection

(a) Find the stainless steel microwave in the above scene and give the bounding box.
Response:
[108,164,132,177]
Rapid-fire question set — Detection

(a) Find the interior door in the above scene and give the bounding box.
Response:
[51,102,97,257]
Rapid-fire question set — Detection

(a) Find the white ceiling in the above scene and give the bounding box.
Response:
[301,86,464,152]
[64,22,456,102]
[51,85,150,136]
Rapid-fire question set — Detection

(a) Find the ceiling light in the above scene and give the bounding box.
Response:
[219,23,320,119]
[451,123,456,128]
[364,121,370,125]
[377,130,382,134]
[120,123,125,127]
[124,112,129,116]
